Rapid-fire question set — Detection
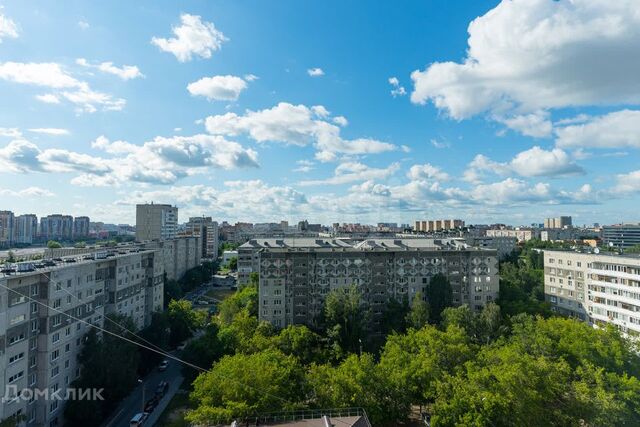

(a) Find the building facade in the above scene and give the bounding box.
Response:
[486,228,540,242]
[72,217,90,239]
[0,211,15,248]
[0,249,164,426]
[602,224,640,250]
[239,238,499,329]
[185,217,219,259]
[135,204,178,241]
[543,216,572,229]
[544,250,640,337]
[413,219,464,233]
[15,215,38,245]
[40,215,74,241]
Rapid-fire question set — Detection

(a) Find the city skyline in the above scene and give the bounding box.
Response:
[2,0,640,226]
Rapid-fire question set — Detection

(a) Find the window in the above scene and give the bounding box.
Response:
[52,333,60,343]
[9,352,25,364]
[9,371,24,383]
[51,349,60,361]
[51,366,59,378]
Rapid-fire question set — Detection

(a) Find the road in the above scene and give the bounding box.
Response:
[103,353,183,427]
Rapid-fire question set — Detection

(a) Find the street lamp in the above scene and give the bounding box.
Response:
[138,379,145,412]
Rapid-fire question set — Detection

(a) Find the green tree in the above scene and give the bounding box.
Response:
[64,315,141,426]
[167,299,205,347]
[47,240,62,248]
[380,296,409,336]
[406,291,430,330]
[426,273,453,324]
[218,283,258,326]
[138,311,171,375]
[181,323,225,382]
[6,250,16,263]
[228,256,238,271]
[308,354,401,426]
[324,284,368,355]
[187,349,305,424]
[379,324,474,413]
[275,325,327,365]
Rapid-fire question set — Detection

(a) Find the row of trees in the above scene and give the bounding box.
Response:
[183,293,640,426]
[164,260,216,304]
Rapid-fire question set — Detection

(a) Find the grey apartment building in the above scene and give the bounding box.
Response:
[602,224,640,250]
[0,249,164,426]
[135,204,178,241]
[238,238,499,329]
[544,250,640,337]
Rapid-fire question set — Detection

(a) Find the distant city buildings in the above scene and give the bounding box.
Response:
[543,249,640,338]
[135,203,178,241]
[414,219,465,233]
[40,214,74,240]
[185,217,219,259]
[543,216,572,229]
[73,216,90,238]
[238,238,499,329]
[602,224,640,250]
[15,214,37,244]
[0,211,15,247]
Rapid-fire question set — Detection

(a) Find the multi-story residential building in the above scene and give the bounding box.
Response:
[602,224,640,250]
[463,236,517,259]
[139,236,202,281]
[0,249,164,426]
[15,215,38,245]
[414,219,465,233]
[486,227,540,242]
[135,203,178,241]
[0,211,15,248]
[185,217,219,259]
[543,216,572,229]
[40,215,74,241]
[239,238,499,329]
[72,217,90,239]
[544,250,640,337]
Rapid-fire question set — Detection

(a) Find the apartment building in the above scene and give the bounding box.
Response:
[15,215,38,245]
[72,217,90,239]
[602,224,640,250]
[0,249,164,426]
[413,219,464,233]
[40,216,74,241]
[0,211,15,248]
[463,236,517,259]
[185,217,219,259]
[544,250,640,337]
[543,216,572,229]
[139,236,202,281]
[239,238,499,329]
[486,228,540,242]
[135,204,178,241]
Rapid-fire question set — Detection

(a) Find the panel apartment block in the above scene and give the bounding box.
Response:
[544,250,640,337]
[239,238,499,329]
[0,249,164,426]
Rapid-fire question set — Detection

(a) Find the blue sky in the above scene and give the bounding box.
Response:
[1,0,639,226]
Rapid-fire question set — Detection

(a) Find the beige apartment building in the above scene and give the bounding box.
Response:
[544,250,640,337]
[413,219,464,233]
[0,249,164,426]
[135,203,178,241]
[239,238,499,329]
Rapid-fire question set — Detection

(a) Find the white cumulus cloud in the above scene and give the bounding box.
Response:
[0,12,18,42]
[187,75,248,101]
[307,68,324,77]
[151,14,227,62]
[555,110,640,149]
[76,58,144,80]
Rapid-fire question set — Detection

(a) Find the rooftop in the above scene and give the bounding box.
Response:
[240,238,490,253]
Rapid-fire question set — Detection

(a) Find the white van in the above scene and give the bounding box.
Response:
[130,412,148,426]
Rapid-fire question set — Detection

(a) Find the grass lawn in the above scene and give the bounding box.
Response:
[155,383,194,427]
[206,288,235,301]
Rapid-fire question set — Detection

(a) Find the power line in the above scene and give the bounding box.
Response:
[0,280,292,406]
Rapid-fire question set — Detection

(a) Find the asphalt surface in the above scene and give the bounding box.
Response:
[102,280,235,427]
[103,353,184,427]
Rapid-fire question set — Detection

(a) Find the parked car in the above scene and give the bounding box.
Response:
[144,396,158,413]
[158,360,169,371]
[155,381,169,397]
[129,412,148,426]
